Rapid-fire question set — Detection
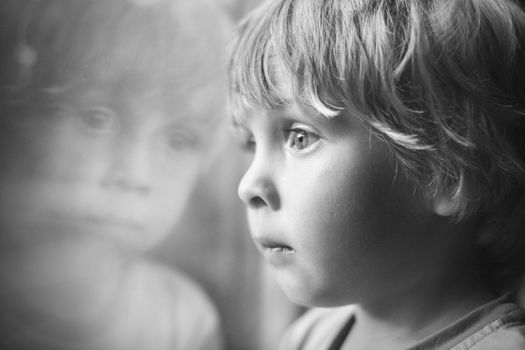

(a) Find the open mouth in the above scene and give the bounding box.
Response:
[260,241,296,266]
[255,235,296,265]
[258,238,295,254]
[265,244,295,254]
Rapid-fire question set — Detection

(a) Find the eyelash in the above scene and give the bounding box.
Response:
[232,125,320,153]
[286,128,320,152]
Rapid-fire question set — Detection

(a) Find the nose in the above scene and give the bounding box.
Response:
[237,155,280,210]
[101,136,151,195]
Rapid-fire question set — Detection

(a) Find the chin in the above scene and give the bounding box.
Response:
[277,278,324,307]
[278,277,354,308]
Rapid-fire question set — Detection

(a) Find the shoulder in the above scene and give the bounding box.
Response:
[471,326,525,350]
[132,260,214,309]
[137,260,220,321]
[417,295,525,350]
[468,304,525,350]
[279,305,355,350]
[129,260,224,350]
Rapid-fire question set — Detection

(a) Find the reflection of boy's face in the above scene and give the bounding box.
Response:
[1,84,213,253]
[236,71,447,307]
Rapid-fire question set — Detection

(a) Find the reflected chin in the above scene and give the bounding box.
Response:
[38,213,151,249]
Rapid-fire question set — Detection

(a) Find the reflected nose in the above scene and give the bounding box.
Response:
[237,156,279,210]
[102,137,151,195]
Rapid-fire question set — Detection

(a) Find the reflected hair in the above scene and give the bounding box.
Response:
[0,0,230,112]
[228,0,525,292]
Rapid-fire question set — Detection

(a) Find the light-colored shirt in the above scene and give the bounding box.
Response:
[279,294,525,350]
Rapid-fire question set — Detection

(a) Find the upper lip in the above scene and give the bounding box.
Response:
[253,233,294,251]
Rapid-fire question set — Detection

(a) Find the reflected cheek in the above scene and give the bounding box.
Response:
[149,165,200,219]
[27,141,110,184]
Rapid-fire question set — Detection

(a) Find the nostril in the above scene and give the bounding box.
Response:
[249,196,267,209]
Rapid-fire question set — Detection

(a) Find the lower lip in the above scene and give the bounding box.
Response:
[262,246,296,266]
[87,218,142,232]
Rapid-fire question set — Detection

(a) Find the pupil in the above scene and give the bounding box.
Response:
[298,133,305,144]
[87,113,104,127]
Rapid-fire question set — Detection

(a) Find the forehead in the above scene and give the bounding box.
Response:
[2,0,229,123]
[2,0,228,87]
[232,57,292,122]
[268,58,295,100]
[230,46,345,128]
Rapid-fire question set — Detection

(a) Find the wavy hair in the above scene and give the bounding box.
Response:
[228,0,525,292]
[0,0,230,119]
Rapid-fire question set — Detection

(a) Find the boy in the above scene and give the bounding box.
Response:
[228,0,525,349]
[0,0,229,349]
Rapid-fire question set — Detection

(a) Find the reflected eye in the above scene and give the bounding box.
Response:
[77,107,120,134]
[42,104,73,127]
[287,129,319,151]
[165,129,198,152]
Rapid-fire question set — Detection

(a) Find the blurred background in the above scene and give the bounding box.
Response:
[0,0,300,349]
[155,133,301,350]
[153,2,303,349]
[0,0,525,350]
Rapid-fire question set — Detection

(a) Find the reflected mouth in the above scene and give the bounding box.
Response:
[51,213,145,234]
[40,209,147,237]
[83,215,143,231]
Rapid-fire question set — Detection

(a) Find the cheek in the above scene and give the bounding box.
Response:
[315,152,426,252]
[282,143,433,303]
[20,128,109,183]
[286,151,384,242]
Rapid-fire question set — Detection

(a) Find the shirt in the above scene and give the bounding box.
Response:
[279,294,525,349]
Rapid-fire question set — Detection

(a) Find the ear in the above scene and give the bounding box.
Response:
[433,193,459,217]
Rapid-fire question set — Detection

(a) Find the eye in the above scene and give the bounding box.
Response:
[286,129,319,151]
[77,107,120,134]
[42,104,74,128]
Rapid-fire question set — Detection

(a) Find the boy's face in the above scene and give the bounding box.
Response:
[0,83,216,253]
[236,75,444,307]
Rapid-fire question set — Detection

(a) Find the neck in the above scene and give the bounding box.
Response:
[342,223,496,350]
[347,274,493,350]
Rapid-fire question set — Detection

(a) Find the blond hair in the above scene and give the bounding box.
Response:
[1,0,230,121]
[228,0,525,292]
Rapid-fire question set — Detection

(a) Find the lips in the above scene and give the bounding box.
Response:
[256,236,296,266]
[262,242,295,254]
[255,235,295,254]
